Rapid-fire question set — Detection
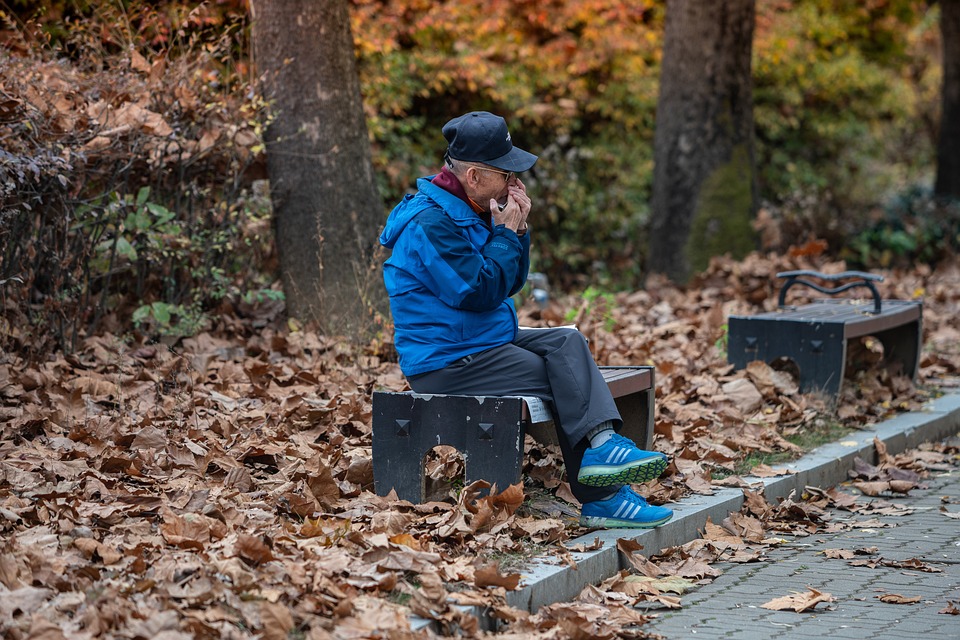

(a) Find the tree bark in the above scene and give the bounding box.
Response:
[648,0,758,283]
[250,0,387,337]
[936,0,960,198]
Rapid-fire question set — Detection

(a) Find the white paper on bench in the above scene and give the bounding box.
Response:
[518,396,552,423]
[518,324,578,332]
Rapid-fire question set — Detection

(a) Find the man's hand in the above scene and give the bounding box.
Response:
[492,178,532,233]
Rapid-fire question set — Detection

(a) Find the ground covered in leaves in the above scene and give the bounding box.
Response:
[2,251,960,638]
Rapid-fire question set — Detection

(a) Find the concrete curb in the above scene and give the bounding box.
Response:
[417,391,960,631]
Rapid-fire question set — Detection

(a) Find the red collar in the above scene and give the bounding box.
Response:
[432,167,488,219]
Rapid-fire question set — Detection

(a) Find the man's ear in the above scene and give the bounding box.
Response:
[465,166,479,186]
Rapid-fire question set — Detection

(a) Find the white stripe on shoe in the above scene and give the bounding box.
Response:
[605,447,621,464]
[612,502,629,518]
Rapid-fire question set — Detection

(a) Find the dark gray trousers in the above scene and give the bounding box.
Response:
[407,327,621,503]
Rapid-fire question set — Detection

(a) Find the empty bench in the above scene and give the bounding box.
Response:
[727,270,922,397]
[371,365,655,503]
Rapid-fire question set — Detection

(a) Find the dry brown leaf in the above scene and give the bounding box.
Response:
[563,536,603,553]
[235,534,274,566]
[260,602,294,640]
[0,587,54,621]
[474,563,521,590]
[721,378,763,414]
[822,548,856,559]
[876,593,921,604]
[387,533,421,550]
[940,600,960,615]
[853,481,890,496]
[751,463,793,478]
[761,586,835,612]
[888,480,917,493]
[22,616,67,640]
[722,512,765,543]
[73,538,124,565]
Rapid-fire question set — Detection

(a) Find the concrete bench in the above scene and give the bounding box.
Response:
[727,270,922,397]
[371,365,655,503]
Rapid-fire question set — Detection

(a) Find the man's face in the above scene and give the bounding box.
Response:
[475,166,516,212]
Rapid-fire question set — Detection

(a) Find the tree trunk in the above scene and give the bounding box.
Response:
[250,0,386,337]
[648,0,758,283]
[936,0,960,198]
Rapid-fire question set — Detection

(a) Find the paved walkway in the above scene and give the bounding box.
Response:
[645,453,960,639]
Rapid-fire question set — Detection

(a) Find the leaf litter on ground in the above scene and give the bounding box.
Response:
[2,254,960,637]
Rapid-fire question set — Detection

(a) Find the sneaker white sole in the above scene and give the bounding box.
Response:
[579,513,673,529]
[577,456,668,487]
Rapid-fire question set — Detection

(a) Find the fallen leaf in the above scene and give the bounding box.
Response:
[0,587,53,620]
[876,593,921,604]
[474,563,521,590]
[853,481,890,496]
[761,586,835,612]
[615,537,648,571]
[939,600,960,615]
[235,534,274,566]
[562,537,603,553]
[721,378,763,414]
[622,574,696,595]
[260,602,294,640]
[822,548,856,559]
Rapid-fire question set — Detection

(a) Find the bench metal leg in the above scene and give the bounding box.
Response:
[727,317,770,371]
[729,319,847,397]
[791,323,847,397]
[874,319,922,380]
[372,392,526,503]
[614,386,655,450]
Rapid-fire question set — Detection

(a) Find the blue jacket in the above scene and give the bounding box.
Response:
[379,177,530,376]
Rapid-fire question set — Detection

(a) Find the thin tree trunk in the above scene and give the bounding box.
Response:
[250,0,387,337]
[936,0,960,198]
[648,0,758,283]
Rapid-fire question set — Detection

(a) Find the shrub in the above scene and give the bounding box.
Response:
[0,3,274,356]
[844,185,960,269]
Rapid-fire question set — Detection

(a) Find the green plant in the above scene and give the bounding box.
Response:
[783,416,852,451]
[132,301,207,337]
[845,185,960,269]
[0,3,273,356]
[724,414,853,476]
[242,288,285,305]
[565,286,617,332]
[715,323,729,357]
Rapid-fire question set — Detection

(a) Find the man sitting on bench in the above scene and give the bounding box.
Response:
[378,111,672,528]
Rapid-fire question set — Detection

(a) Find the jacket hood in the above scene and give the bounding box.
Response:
[379,177,478,249]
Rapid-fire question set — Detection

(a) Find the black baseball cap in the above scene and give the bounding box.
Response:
[442,111,538,172]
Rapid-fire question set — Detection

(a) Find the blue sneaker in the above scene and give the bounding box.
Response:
[580,485,673,529]
[577,433,669,487]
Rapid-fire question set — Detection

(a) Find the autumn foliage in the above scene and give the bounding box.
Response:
[1,6,960,635]
[0,0,949,355]
[1,2,270,356]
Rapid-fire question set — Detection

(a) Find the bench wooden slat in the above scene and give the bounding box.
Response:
[600,366,654,397]
[744,299,921,339]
